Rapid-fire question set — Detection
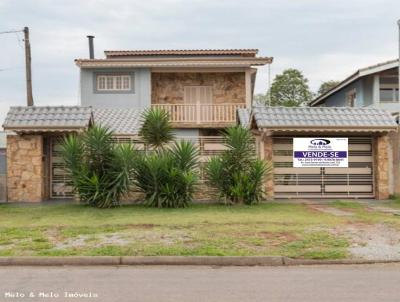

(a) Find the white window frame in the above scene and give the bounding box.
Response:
[96,75,131,91]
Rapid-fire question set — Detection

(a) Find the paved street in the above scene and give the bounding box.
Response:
[0,264,400,302]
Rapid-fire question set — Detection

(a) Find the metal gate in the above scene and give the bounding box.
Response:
[273,137,374,198]
[50,137,73,199]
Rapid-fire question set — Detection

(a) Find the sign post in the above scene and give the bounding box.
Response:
[293,138,348,168]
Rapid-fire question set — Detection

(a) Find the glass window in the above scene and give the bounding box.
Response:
[380,88,393,102]
[96,75,131,91]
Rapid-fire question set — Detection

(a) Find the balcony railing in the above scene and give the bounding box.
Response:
[151,103,246,125]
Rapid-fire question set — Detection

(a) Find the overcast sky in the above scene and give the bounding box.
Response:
[0,0,399,122]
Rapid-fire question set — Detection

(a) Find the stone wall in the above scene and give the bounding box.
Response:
[262,135,274,199]
[151,72,245,104]
[7,135,44,202]
[374,134,390,200]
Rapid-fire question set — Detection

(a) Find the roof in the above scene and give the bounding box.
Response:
[74,57,272,68]
[247,106,397,132]
[310,59,399,106]
[104,49,259,57]
[237,108,251,128]
[3,106,93,133]
[93,108,143,135]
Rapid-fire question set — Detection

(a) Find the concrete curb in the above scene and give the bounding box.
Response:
[0,256,399,266]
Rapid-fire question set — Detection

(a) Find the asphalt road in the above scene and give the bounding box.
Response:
[1,264,400,302]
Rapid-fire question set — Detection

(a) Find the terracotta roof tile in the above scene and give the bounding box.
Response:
[104,49,259,57]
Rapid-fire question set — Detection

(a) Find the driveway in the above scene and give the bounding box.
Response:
[1,264,399,302]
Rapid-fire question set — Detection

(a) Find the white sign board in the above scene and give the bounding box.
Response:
[293,138,348,168]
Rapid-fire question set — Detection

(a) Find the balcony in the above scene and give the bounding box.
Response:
[151,103,246,127]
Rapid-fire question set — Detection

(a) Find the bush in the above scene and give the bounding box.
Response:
[133,108,199,208]
[61,125,136,208]
[206,126,271,205]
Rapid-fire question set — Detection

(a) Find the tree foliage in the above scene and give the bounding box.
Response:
[206,126,271,205]
[61,125,136,208]
[317,80,340,96]
[139,107,175,150]
[269,69,312,107]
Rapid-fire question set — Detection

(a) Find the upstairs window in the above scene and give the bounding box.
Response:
[96,75,131,91]
[379,86,399,103]
[346,89,356,107]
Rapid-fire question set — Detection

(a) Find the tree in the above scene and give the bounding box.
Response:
[61,125,136,208]
[139,107,174,150]
[317,80,340,96]
[206,126,271,205]
[269,69,312,107]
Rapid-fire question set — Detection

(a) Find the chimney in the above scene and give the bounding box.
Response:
[87,35,95,59]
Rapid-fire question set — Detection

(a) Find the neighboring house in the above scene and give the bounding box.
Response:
[310,59,400,113]
[3,44,272,202]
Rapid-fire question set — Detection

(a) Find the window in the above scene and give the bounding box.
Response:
[379,85,399,103]
[96,75,131,91]
[346,89,356,107]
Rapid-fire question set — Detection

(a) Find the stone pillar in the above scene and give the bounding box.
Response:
[262,133,274,200]
[7,134,44,202]
[374,134,390,200]
[390,128,400,195]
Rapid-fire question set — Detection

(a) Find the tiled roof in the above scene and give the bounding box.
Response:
[104,49,259,57]
[237,108,251,128]
[93,108,143,135]
[3,106,93,132]
[74,57,272,68]
[249,106,397,131]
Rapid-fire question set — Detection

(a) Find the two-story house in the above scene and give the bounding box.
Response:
[75,44,272,136]
[2,40,272,202]
[310,59,399,113]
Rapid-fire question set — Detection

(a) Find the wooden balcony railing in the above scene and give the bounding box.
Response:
[151,103,246,124]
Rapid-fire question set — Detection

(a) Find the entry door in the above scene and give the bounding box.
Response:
[184,86,213,122]
[273,137,374,198]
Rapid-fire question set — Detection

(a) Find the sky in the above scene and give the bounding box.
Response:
[0,0,399,123]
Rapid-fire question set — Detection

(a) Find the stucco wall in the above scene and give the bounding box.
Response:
[80,68,151,109]
[151,72,246,104]
[7,135,44,202]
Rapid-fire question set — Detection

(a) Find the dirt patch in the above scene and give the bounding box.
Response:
[368,206,400,215]
[333,223,400,260]
[308,205,354,217]
[54,233,130,250]
[259,231,297,242]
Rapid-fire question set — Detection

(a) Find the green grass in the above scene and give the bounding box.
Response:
[0,201,398,259]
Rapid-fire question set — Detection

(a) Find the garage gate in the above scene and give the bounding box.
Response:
[273,137,375,198]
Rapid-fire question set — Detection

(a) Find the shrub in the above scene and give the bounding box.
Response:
[206,126,271,205]
[61,125,136,208]
[133,109,199,208]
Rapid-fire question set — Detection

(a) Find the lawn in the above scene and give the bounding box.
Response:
[0,201,400,259]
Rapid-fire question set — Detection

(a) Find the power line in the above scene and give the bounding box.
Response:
[0,29,23,35]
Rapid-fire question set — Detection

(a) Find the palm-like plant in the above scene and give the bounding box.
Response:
[139,107,175,150]
[61,125,136,208]
[206,126,271,205]
[133,109,199,208]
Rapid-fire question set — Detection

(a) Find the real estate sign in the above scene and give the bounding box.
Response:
[293,138,348,168]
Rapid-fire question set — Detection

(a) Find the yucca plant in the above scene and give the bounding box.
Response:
[206,126,271,205]
[61,125,136,208]
[139,107,175,150]
[133,108,199,208]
